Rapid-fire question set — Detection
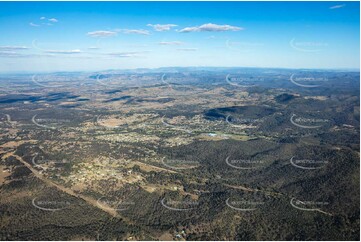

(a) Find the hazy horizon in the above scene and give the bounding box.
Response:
[0,65,360,75]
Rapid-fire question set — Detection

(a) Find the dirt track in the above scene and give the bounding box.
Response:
[10,152,127,219]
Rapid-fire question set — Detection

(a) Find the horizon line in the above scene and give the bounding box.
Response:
[0,66,359,75]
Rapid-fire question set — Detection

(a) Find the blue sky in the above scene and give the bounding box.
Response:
[0,1,359,72]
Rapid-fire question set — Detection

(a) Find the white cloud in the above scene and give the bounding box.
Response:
[119,29,150,35]
[30,18,58,27]
[88,46,100,50]
[48,18,58,23]
[179,23,243,33]
[44,49,81,54]
[177,48,198,51]
[0,51,22,57]
[329,4,346,9]
[31,39,82,55]
[0,51,51,58]
[87,30,118,37]
[158,41,184,46]
[30,22,40,27]
[88,29,150,37]
[147,24,177,31]
[0,46,28,50]
[106,51,148,58]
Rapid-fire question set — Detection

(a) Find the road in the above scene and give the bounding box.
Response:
[10,152,131,220]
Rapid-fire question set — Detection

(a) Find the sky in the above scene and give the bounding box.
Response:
[0,1,359,72]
